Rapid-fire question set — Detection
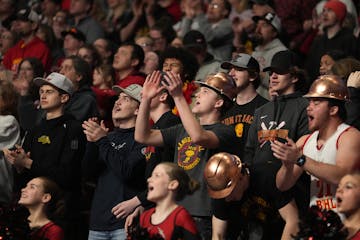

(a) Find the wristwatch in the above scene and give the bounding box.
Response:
[296,155,306,167]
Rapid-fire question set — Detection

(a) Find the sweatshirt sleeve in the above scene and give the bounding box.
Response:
[0,115,20,149]
[95,135,146,181]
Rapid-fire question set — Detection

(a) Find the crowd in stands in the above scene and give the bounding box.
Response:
[0,0,360,239]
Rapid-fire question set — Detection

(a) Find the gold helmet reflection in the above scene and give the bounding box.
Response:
[204,152,248,199]
[304,75,349,101]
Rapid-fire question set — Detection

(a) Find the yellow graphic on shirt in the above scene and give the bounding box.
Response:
[222,114,253,138]
[11,58,23,72]
[235,123,244,137]
[177,137,204,170]
[38,135,51,144]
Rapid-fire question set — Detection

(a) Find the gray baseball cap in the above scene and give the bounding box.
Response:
[34,72,74,95]
[221,53,260,72]
[112,84,142,102]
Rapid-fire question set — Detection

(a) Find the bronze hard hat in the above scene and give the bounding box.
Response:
[195,72,237,102]
[304,75,349,101]
[204,152,244,199]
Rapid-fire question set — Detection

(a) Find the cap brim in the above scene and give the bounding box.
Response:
[33,77,70,94]
[221,62,233,70]
[184,43,204,49]
[195,81,233,102]
[61,30,68,38]
[221,61,249,70]
[33,77,48,87]
[263,66,289,74]
[207,185,235,199]
[195,81,223,96]
[61,31,85,41]
[16,16,29,22]
[112,85,141,102]
[112,85,124,95]
[252,15,262,23]
[263,66,271,72]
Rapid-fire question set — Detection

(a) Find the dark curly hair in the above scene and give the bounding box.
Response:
[159,47,199,82]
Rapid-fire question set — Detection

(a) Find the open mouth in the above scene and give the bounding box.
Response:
[270,81,279,87]
[307,114,314,123]
[113,107,121,112]
[336,196,342,206]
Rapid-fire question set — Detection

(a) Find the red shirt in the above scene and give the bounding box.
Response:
[350,230,360,240]
[91,87,117,128]
[166,1,182,23]
[3,36,51,73]
[115,72,145,88]
[31,222,64,240]
[140,206,199,240]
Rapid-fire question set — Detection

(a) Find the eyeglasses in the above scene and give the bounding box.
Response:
[53,16,66,22]
[1,35,13,40]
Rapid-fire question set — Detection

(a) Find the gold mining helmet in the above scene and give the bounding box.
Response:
[195,72,237,102]
[304,75,349,101]
[204,152,247,199]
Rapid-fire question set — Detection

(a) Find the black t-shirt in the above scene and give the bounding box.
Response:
[144,111,181,178]
[212,194,284,240]
[138,111,181,206]
[222,95,268,159]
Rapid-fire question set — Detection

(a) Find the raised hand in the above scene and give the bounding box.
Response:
[162,71,183,98]
[347,71,360,88]
[132,0,145,18]
[82,118,109,142]
[141,71,165,101]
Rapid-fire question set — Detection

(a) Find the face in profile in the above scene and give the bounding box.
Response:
[18,178,48,207]
[147,164,175,202]
[319,54,335,75]
[336,174,360,216]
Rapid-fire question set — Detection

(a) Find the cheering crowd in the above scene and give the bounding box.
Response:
[0,0,360,239]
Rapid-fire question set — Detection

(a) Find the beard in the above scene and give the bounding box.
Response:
[250,33,264,46]
[18,29,33,39]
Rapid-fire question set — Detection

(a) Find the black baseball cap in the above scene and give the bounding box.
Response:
[252,12,281,33]
[61,27,86,42]
[263,50,299,74]
[250,0,273,6]
[183,30,207,49]
[221,53,260,72]
[16,8,40,23]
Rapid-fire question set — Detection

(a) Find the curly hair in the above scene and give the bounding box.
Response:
[159,47,199,82]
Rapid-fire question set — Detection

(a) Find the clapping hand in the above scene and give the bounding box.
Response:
[82,117,109,142]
